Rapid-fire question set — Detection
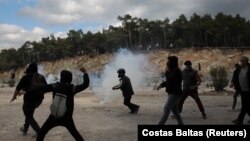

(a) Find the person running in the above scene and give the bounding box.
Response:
[232,56,250,125]
[112,68,140,114]
[229,64,241,110]
[10,63,47,136]
[157,56,184,125]
[33,67,89,141]
[178,61,207,119]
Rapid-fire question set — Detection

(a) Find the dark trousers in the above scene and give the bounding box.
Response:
[178,89,205,113]
[123,96,139,112]
[237,91,250,122]
[22,100,42,134]
[36,115,84,141]
[232,90,241,110]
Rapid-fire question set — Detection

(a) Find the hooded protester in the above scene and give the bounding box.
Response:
[32,67,89,141]
[157,56,184,125]
[112,68,140,114]
[10,63,47,136]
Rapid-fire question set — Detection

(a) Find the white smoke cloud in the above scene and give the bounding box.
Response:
[91,49,155,103]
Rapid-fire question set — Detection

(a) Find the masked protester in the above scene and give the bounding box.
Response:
[31,67,89,141]
[112,68,140,114]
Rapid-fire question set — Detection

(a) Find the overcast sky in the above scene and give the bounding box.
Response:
[0,0,250,49]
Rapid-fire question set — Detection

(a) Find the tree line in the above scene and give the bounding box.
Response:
[1,12,250,71]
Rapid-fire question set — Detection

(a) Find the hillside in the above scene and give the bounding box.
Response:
[1,48,249,83]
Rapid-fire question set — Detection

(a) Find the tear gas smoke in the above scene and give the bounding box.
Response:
[91,49,155,104]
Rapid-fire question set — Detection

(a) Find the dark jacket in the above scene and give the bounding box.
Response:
[113,75,134,97]
[16,73,47,102]
[231,67,241,91]
[160,68,183,95]
[235,65,250,92]
[182,68,198,91]
[32,73,89,119]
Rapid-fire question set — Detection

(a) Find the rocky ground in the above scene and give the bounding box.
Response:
[0,87,249,141]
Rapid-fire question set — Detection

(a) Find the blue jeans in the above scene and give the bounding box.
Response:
[159,94,183,125]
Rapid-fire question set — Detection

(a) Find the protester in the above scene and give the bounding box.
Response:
[178,61,207,119]
[10,63,47,136]
[33,67,89,141]
[112,68,140,114]
[232,56,250,125]
[229,64,241,110]
[157,56,184,125]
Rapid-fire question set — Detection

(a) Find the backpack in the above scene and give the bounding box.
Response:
[50,92,67,119]
[29,73,44,91]
[28,73,45,101]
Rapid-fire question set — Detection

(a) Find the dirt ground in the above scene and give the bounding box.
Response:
[0,87,249,141]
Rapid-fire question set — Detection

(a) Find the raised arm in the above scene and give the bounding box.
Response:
[73,67,90,94]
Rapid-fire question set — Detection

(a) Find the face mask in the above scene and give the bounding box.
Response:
[118,73,124,78]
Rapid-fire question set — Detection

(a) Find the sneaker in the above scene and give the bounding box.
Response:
[232,119,243,125]
[20,126,27,136]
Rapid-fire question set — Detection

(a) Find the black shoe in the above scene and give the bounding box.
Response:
[20,126,27,136]
[232,119,243,125]
[202,113,207,119]
[130,106,140,114]
[134,106,140,114]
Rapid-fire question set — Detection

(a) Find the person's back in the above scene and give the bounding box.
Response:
[10,62,47,136]
[24,73,47,102]
[36,68,89,141]
[51,82,75,118]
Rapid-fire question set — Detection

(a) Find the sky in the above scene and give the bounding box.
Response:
[0,0,250,50]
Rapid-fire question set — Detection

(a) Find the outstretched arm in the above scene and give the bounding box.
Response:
[10,75,28,103]
[112,79,123,90]
[10,90,20,103]
[157,81,167,91]
[73,67,90,94]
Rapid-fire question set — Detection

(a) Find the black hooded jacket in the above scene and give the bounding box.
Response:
[16,73,47,102]
[31,73,89,118]
[160,68,183,95]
